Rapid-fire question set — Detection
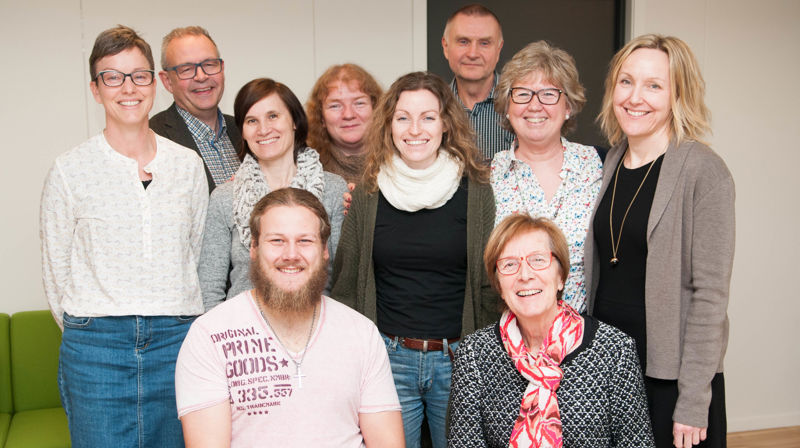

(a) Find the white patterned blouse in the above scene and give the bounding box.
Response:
[40,133,208,328]
[490,137,602,312]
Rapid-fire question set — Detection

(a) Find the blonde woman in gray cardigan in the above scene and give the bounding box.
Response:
[585,35,734,448]
[198,79,347,311]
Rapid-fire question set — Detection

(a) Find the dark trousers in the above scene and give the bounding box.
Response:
[645,373,727,448]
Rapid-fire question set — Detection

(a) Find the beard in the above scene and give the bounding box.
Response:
[249,254,328,313]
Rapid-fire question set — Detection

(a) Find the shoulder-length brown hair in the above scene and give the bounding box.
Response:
[233,78,309,162]
[361,71,488,192]
[597,34,711,146]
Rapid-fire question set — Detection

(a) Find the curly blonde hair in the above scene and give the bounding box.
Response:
[597,34,711,146]
[361,72,489,192]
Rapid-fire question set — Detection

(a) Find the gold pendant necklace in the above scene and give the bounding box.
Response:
[608,150,659,266]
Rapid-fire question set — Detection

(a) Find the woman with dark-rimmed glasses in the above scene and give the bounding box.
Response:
[40,25,208,447]
[491,41,603,314]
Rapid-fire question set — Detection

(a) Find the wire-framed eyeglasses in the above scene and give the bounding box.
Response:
[496,252,553,275]
[509,87,563,105]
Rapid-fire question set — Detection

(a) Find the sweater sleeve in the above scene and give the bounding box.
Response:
[189,156,209,263]
[674,156,735,427]
[40,161,74,330]
[198,186,233,312]
[609,335,656,447]
[322,172,348,276]
[478,183,501,327]
[330,186,366,310]
[447,334,490,448]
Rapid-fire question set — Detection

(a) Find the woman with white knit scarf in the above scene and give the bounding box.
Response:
[198,78,347,311]
[447,214,654,448]
[331,71,498,448]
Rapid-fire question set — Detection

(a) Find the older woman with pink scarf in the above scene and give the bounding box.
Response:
[447,215,654,448]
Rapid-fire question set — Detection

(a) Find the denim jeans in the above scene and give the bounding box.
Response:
[58,314,195,448]
[382,333,459,448]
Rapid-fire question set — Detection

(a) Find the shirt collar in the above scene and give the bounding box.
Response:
[450,71,500,107]
[175,104,226,139]
[495,137,579,177]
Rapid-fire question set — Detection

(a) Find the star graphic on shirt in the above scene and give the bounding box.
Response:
[280,358,289,368]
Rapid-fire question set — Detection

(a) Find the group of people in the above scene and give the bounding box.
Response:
[39,3,734,448]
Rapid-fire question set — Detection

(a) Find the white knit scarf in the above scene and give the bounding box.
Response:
[233,148,325,247]
[376,152,463,212]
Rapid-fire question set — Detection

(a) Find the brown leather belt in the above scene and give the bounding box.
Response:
[383,333,460,362]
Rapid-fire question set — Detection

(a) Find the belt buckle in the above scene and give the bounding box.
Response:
[422,340,428,352]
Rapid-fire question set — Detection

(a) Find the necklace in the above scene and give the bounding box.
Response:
[608,149,659,266]
[512,143,567,221]
[259,301,317,389]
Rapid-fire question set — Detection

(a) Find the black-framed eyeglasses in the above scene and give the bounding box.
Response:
[94,70,155,87]
[496,251,553,275]
[509,87,563,105]
[165,58,224,80]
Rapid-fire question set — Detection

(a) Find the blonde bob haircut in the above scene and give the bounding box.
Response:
[597,34,711,146]
[495,41,586,135]
[305,64,383,159]
[483,214,570,302]
[361,71,488,192]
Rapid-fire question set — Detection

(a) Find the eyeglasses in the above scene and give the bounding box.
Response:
[94,70,155,87]
[496,252,553,275]
[509,87,563,105]
[165,58,224,80]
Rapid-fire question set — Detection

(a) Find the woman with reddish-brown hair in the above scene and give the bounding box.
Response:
[306,64,382,184]
[448,214,654,447]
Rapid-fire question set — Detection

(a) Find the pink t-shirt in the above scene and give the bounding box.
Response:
[175,292,400,447]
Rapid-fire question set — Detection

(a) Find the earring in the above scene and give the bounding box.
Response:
[565,113,570,120]
[505,114,510,119]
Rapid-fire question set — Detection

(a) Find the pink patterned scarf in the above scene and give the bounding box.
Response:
[499,301,584,448]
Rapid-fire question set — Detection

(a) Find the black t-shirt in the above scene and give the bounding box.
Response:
[593,154,663,368]
[373,178,468,339]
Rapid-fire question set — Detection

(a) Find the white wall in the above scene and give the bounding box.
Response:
[3,0,798,434]
[0,0,425,312]
[630,0,800,433]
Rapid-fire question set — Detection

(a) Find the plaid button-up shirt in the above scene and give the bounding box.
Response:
[451,74,515,161]
[177,106,240,186]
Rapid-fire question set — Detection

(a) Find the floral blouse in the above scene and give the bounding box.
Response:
[490,137,602,312]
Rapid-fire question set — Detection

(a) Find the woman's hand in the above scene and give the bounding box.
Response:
[342,183,355,215]
[673,422,707,447]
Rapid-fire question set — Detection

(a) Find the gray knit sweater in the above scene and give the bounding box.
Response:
[198,171,347,311]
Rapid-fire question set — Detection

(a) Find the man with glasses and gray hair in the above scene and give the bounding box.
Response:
[151,26,241,193]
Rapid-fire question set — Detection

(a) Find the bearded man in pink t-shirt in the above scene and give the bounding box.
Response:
[175,188,403,447]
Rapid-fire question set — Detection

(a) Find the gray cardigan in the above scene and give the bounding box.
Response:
[198,172,347,311]
[330,178,500,336]
[584,138,735,428]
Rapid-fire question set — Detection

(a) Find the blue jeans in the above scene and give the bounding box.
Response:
[58,314,195,448]
[382,333,459,448]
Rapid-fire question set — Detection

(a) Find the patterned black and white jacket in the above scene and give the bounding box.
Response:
[447,316,655,448]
